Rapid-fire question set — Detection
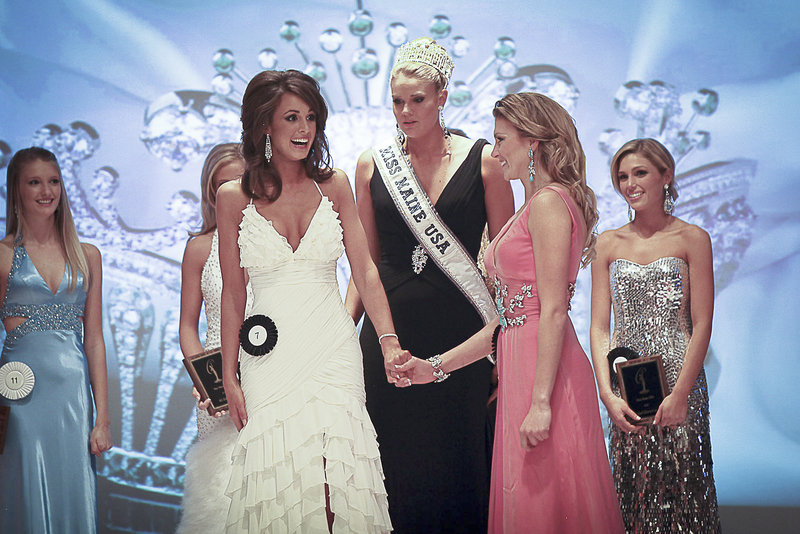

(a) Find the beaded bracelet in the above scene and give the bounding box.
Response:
[427,354,450,383]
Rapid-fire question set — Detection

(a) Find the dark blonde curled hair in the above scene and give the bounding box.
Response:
[240,70,334,202]
[193,142,243,236]
[493,92,598,267]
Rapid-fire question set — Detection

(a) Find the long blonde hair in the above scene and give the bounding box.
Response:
[193,143,243,236]
[6,147,89,290]
[493,92,598,267]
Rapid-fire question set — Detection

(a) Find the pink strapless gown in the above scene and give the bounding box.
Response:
[485,186,623,534]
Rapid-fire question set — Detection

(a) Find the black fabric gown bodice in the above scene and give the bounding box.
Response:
[370,139,488,298]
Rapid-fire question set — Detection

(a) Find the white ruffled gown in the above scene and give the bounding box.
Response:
[177,230,240,533]
[226,184,391,533]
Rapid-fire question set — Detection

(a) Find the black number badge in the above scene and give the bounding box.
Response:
[238,314,278,356]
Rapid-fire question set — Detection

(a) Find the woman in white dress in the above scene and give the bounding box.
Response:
[177,143,244,533]
[217,70,404,532]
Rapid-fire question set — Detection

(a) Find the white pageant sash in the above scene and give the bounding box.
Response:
[372,137,497,326]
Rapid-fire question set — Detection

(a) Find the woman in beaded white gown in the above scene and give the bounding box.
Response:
[216,70,402,533]
[177,143,246,533]
[590,138,720,533]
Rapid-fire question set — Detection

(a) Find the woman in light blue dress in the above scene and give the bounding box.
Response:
[0,147,112,533]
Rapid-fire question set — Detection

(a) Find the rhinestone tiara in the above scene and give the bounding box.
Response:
[393,37,454,86]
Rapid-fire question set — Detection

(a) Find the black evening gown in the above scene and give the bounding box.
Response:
[361,139,494,533]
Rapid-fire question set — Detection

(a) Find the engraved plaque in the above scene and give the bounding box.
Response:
[182,348,229,415]
[617,355,668,424]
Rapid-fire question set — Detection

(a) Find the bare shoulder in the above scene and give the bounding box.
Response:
[675,219,712,250]
[80,242,101,262]
[321,168,354,203]
[325,168,351,191]
[0,237,14,274]
[0,236,14,255]
[530,186,570,213]
[80,243,103,279]
[595,227,628,260]
[356,149,374,167]
[355,149,376,184]
[595,228,617,252]
[216,180,249,207]
[183,232,213,263]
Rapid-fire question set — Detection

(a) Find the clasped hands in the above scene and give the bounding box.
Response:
[382,344,442,388]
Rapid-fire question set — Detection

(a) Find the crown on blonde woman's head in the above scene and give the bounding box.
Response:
[393,37,454,86]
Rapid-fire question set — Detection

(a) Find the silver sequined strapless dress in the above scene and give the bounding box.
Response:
[609,257,720,533]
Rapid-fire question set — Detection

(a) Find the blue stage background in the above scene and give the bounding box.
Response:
[1,1,799,531]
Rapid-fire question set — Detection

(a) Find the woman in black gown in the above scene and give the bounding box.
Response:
[345,38,513,532]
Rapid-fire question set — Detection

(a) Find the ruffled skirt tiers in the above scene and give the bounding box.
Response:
[225,263,391,533]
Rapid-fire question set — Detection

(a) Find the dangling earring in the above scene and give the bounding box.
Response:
[663,183,674,215]
[627,203,633,222]
[528,147,536,182]
[438,105,452,156]
[264,133,272,163]
[395,123,406,150]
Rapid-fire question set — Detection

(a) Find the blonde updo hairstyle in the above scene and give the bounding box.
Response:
[610,138,677,202]
[390,38,450,94]
[493,92,598,267]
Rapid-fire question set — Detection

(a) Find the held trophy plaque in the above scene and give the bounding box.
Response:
[182,348,229,415]
[611,349,668,425]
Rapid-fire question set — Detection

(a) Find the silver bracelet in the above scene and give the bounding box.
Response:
[427,354,450,383]
[378,333,398,344]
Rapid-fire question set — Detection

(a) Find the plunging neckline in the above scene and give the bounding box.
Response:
[488,190,540,272]
[248,194,325,254]
[22,243,67,296]
[401,139,479,209]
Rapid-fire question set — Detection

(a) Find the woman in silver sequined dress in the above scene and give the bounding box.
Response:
[590,138,721,533]
[176,143,244,533]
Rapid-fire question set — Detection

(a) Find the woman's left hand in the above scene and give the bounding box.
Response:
[520,401,551,450]
[380,338,411,384]
[653,392,688,427]
[90,423,113,455]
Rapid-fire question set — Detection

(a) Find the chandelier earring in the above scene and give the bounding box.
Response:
[528,147,536,182]
[264,133,272,163]
[663,183,674,215]
[395,123,406,144]
[438,105,452,156]
[627,203,633,222]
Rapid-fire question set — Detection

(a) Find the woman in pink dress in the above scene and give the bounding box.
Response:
[398,92,623,533]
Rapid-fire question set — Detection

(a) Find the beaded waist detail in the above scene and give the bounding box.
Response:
[494,275,536,330]
[493,275,575,330]
[1,302,84,344]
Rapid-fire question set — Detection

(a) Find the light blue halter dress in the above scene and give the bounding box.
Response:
[0,240,97,534]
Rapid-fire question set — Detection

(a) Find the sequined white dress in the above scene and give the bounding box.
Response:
[177,230,239,534]
[225,184,391,533]
[608,257,720,533]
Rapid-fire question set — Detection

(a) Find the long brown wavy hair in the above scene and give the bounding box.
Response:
[493,92,599,267]
[6,147,89,290]
[240,70,334,201]
[193,142,243,236]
